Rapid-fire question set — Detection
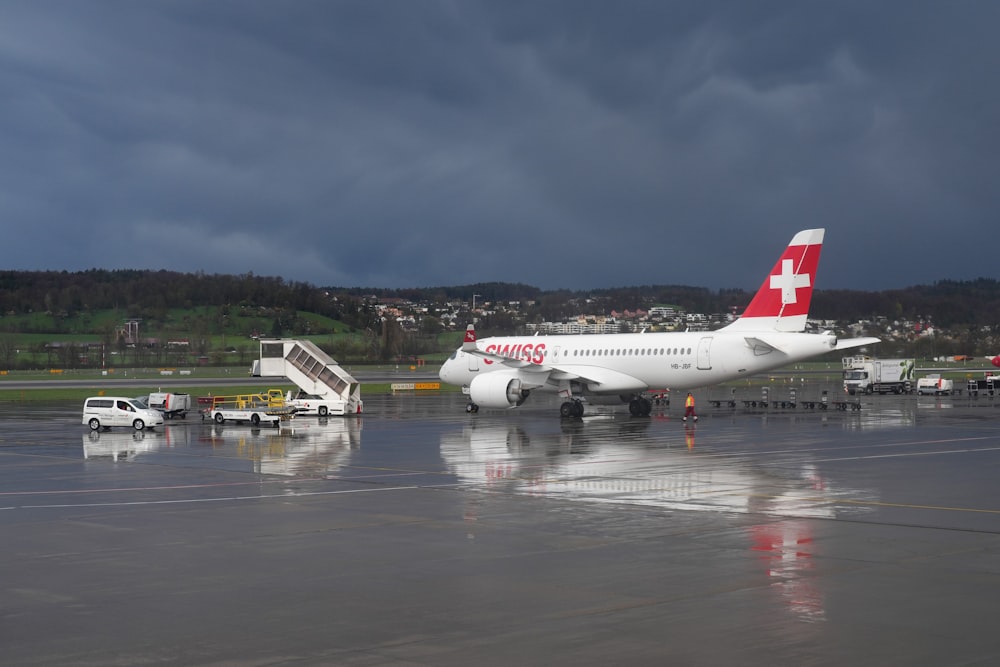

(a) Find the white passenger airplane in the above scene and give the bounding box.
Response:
[439,228,881,418]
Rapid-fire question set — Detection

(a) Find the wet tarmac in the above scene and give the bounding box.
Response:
[2,389,1000,665]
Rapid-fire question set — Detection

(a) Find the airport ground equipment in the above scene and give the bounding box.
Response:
[916,375,954,396]
[203,389,293,427]
[799,390,830,410]
[284,389,351,417]
[708,387,738,408]
[146,392,192,419]
[842,356,915,395]
[741,386,773,409]
[255,339,363,415]
[967,376,999,397]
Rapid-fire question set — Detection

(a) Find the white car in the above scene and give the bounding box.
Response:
[82,396,165,431]
[285,390,348,417]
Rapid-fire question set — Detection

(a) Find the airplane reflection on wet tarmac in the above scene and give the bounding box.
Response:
[438,416,874,624]
[440,417,876,519]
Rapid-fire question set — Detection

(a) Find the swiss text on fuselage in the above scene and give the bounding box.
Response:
[483,342,546,365]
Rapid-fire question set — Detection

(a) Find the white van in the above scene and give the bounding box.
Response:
[82,396,165,431]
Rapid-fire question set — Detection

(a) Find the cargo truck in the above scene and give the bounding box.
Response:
[842,356,915,395]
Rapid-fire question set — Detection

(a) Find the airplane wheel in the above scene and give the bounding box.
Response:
[560,402,576,418]
[465,402,479,413]
[573,400,584,418]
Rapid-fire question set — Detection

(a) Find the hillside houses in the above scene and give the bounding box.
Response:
[370,293,975,356]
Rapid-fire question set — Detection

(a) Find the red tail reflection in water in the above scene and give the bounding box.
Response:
[749,521,826,622]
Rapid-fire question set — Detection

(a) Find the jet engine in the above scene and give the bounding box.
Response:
[469,372,530,409]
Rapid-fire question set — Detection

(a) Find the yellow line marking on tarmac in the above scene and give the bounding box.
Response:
[746,493,1000,515]
[815,444,1000,463]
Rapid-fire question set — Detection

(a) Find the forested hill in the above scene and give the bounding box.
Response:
[1,270,998,329]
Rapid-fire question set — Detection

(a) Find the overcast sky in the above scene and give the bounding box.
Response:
[3,1,998,291]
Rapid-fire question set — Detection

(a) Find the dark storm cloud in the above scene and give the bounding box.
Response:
[2,1,998,290]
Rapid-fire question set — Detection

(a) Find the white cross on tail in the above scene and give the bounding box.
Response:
[769,259,810,305]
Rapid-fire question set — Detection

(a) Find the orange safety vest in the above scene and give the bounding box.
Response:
[685,394,695,408]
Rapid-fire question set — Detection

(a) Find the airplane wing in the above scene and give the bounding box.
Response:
[548,365,648,393]
[461,325,646,392]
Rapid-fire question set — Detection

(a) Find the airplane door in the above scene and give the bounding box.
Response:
[697,337,712,370]
[467,351,479,372]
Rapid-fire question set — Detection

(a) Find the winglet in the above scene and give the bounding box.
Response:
[462,324,478,352]
[724,229,824,332]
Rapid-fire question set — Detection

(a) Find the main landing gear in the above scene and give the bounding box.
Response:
[559,400,584,419]
[465,402,479,413]
[628,397,653,417]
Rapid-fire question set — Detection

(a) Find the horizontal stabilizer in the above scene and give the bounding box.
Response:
[744,336,783,355]
[834,337,881,351]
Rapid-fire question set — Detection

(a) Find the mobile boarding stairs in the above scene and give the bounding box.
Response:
[257,339,363,415]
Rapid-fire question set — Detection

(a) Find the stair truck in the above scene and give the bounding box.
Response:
[255,339,363,416]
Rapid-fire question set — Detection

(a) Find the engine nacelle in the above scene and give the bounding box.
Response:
[469,372,530,409]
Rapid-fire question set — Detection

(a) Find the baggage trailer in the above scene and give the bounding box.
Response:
[967,376,1000,397]
[201,390,295,427]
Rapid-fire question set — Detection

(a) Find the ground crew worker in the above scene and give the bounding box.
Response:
[683,392,697,422]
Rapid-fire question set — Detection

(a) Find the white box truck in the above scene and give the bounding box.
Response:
[842,356,915,395]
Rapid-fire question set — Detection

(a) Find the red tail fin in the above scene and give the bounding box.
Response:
[462,324,478,351]
[724,229,824,332]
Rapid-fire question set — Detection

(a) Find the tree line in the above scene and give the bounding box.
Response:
[1,270,998,367]
[3,269,999,329]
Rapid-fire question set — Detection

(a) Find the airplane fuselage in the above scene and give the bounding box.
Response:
[439,329,838,396]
